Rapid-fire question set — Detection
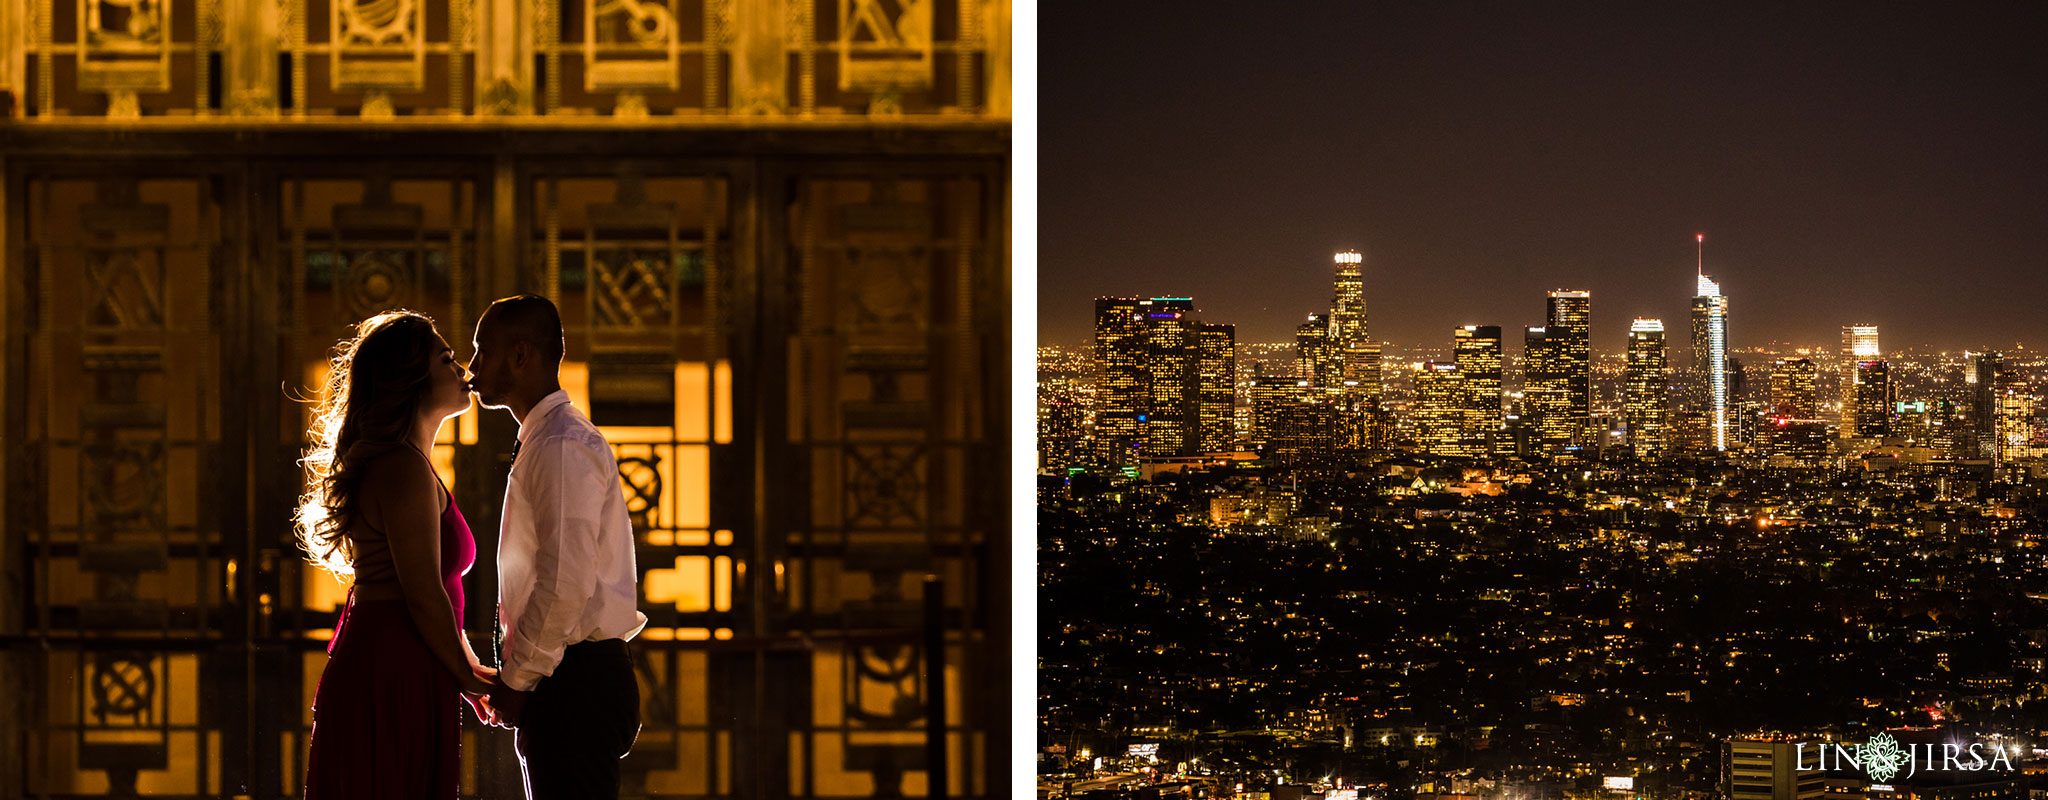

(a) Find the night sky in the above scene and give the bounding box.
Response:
[1039,2,2048,354]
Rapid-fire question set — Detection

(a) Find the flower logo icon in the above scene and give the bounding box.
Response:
[1863,733,1909,782]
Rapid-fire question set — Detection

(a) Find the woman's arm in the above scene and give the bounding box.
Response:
[360,452,493,696]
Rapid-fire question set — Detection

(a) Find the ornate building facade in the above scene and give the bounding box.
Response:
[0,1,1011,797]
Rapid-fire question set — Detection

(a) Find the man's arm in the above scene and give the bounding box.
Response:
[500,435,616,692]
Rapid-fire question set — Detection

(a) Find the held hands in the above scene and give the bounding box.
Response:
[461,663,497,696]
[478,673,529,730]
[458,665,528,730]
[461,664,503,726]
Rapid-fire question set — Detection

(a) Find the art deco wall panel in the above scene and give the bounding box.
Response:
[0,3,1007,788]
[2,130,1005,800]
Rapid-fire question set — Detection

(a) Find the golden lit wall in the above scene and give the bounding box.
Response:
[0,2,1008,797]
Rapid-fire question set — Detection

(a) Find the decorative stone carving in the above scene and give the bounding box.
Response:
[79,0,174,95]
[838,0,932,99]
[331,0,425,91]
[586,0,682,91]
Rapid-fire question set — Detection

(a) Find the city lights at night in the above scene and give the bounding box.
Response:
[1040,5,2048,800]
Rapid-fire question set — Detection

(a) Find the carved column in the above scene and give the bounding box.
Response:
[986,0,1009,117]
[0,0,22,115]
[474,0,534,115]
[223,0,279,115]
[731,0,788,115]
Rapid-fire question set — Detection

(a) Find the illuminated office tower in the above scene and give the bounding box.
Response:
[1547,290,1592,445]
[1332,251,1368,349]
[1247,367,1293,453]
[1842,326,1880,367]
[1331,250,1384,448]
[1524,325,1574,457]
[1269,392,1336,468]
[1624,319,1668,459]
[1995,386,2038,466]
[1196,322,1237,452]
[1413,361,1467,457]
[1691,237,1730,450]
[1454,325,1504,454]
[1854,360,1892,438]
[1093,297,1148,462]
[1142,298,1201,457]
[1037,383,1084,473]
[1766,358,1826,467]
[1729,357,1759,449]
[1841,325,1880,431]
[1296,313,1340,388]
[1972,351,2003,459]
[1974,351,2037,466]
[1769,358,1818,419]
[1341,340,1387,450]
[1842,325,1880,359]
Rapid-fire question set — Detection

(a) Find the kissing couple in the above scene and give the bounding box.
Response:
[294,295,647,799]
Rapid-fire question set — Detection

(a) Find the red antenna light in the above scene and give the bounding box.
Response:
[1697,233,1704,242]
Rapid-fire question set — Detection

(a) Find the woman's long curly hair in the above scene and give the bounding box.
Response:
[294,310,445,582]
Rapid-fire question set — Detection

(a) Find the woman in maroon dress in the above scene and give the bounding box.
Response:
[294,311,496,798]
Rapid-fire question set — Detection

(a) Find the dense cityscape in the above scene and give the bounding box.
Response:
[1036,246,2048,800]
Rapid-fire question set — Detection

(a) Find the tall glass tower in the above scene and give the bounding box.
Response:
[1197,322,1238,452]
[1525,325,1574,457]
[1454,325,1504,455]
[1690,237,1730,451]
[1414,361,1467,457]
[1143,298,1201,456]
[1546,290,1592,446]
[1093,297,1148,463]
[1331,250,1382,448]
[1624,319,1668,459]
[1841,324,1880,433]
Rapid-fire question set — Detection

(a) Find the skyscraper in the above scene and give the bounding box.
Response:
[1691,238,1730,451]
[1247,366,1292,454]
[1330,251,1383,449]
[1143,298,1201,456]
[1853,360,1892,439]
[1765,358,1827,466]
[1973,351,2003,460]
[1842,325,1880,359]
[1624,319,1668,459]
[1296,313,1339,389]
[1524,325,1574,457]
[1841,325,1880,433]
[1331,250,1367,350]
[1995,385,2038,467]
[1770,358,1818,420]
[1547,290,1592,445]
[1037,382,1085,473]
[1414,361,1467,457]
[1197,322,1237,452]
[1093,297,1147,463]
[1454,325,1504,455]
[1269,390,1336,469]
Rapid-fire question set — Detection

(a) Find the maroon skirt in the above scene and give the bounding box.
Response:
[305,596,460,799]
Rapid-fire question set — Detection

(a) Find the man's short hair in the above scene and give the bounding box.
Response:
[483,294,565,365]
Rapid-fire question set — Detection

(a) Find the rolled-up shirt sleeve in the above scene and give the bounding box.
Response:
[501,435,615,691]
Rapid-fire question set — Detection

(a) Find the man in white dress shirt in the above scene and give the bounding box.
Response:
[466,294,647,799]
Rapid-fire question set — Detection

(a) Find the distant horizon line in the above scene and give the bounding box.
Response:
[1042,339,2038,355]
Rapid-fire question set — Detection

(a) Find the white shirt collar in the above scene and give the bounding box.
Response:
[517,389,573,446]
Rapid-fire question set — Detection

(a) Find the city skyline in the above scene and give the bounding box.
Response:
[1050,238,2046,354]
[1042,3,2048,350]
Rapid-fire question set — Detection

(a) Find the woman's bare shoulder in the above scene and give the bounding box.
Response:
[353,447,442,527]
